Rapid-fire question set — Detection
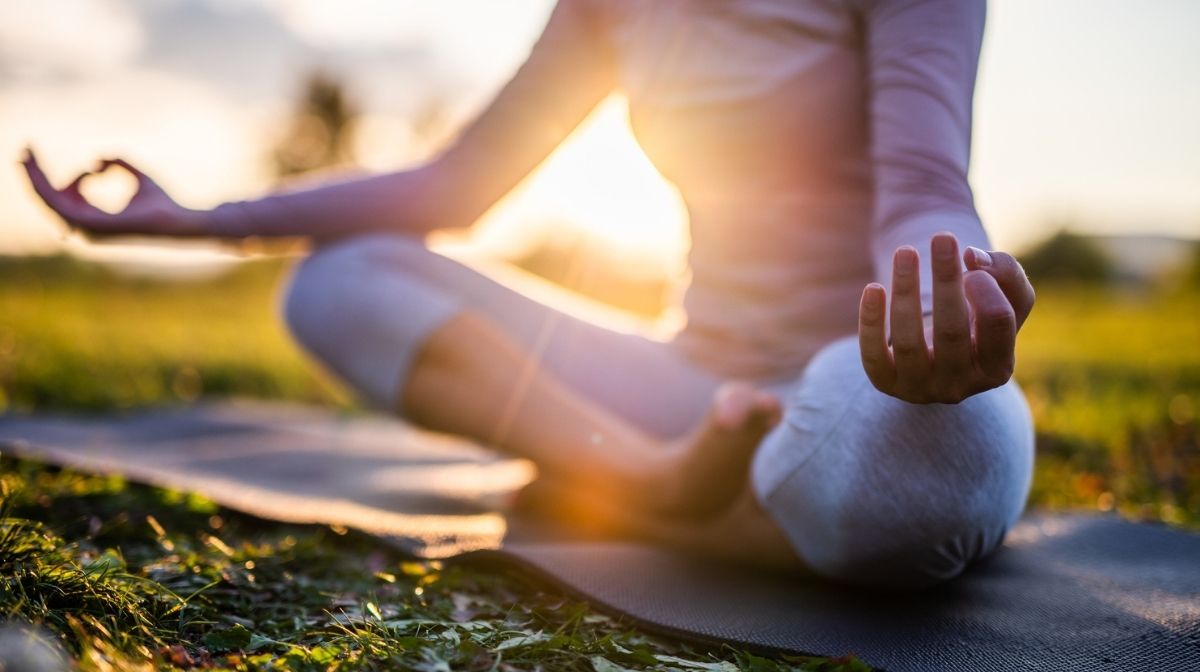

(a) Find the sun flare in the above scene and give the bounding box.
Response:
[468,97,690,278]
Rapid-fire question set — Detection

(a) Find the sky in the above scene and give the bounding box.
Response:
[1,0,1197,270]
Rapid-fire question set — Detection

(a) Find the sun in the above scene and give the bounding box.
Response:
[467,96,690,277]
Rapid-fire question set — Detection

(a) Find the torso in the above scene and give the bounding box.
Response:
[598,0,878,380]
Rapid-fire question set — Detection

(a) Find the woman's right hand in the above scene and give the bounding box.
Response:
[20,147,206,239]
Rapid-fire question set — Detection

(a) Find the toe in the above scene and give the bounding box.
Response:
[754,392,783,428]
[713,382,759,429]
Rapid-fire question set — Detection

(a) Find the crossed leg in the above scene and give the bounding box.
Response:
[282,234,780,520]
[282,234,1036,586]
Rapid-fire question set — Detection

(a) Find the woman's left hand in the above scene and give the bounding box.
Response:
[858,232,1036,404]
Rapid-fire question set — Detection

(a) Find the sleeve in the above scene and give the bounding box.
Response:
[860,0,990,314]
[208,0,615,240]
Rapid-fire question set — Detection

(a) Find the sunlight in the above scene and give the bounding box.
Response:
[466,96,690,278]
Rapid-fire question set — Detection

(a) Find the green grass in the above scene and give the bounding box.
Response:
[1016,286,1200,525]
[2,458,867,671]
[1,253,1197,670]
[0,255,340,412]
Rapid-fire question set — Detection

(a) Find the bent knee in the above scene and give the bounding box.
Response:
[281,252,344,355]
[279,234,462,410]
[281,234,422,350]
[753,336,1034,591]
[800,460,1026,591]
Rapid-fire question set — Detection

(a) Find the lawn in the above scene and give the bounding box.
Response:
[1,252,1196,670]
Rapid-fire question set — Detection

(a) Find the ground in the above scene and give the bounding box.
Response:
[0,253,1196,670]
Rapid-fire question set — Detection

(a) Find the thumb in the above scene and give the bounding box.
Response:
[96,158,153,185]
[964,247,1035,328]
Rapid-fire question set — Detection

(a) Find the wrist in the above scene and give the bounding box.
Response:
[176,207,213,237]
[189,202,256,239]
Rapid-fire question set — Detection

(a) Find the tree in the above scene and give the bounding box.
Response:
[272,72,358,179]
[1018,230,1114,285]
[1186,240,1200,288]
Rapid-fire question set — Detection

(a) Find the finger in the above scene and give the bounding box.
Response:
[21,151,66,208]
[859,283,896,392]
[97,157,148,183]
[964,270,1017,382]
[29,171,107,229]
[20,151,110,230]
[930,233,972,391]
[62,171,93,197]
[965,247,1035,328]
[889,245,931,388]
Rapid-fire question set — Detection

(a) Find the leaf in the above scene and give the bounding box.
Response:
[307,644,340,664]
[591,656,639,672]
[203,624,252,652]
[654,655,739,671]
[438,628,461,645]
[83,548,126,575]
[246,634,274,652]
[365,601,383,621]
[494,631,554,651]
[413,650,451,672]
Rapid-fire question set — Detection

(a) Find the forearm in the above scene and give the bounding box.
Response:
[864,0,988,313]
[200,161,456,241]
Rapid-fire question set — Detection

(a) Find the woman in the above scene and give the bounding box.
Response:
[23,0,1036,589]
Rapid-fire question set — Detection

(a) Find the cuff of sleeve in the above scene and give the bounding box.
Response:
[872,211,991,315]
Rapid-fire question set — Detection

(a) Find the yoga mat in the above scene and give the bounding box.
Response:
[2,402,1198,672]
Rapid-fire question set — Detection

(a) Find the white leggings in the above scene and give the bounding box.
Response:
[283,234,1034,590]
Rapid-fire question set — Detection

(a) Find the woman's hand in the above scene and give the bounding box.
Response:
[858,232,1035,404]
[20,147,205,239]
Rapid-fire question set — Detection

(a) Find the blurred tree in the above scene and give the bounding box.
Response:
[1019,229,1114,285]
[272,72,358,178]
[1186,240,1200,288]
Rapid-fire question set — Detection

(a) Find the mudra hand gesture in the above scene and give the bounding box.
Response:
[859,232,1035,404]
[20,147,202,239]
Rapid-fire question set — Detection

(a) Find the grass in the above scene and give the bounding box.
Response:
[2,458,860,671]
[1,252,1197,669]
[1016,285,1199,525]
[0,255,339,412]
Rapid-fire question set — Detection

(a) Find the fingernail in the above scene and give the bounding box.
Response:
[967,246,992,267]
[864,283,884,307]
[895,247,917,274]
[932,234,956,260]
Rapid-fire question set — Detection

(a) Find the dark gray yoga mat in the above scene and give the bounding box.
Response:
[2,402,1198,671]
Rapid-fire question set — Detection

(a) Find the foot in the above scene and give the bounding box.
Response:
[646,383,782,520]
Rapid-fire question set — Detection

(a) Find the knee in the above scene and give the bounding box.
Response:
[826,390,1033,590]
[282,243,354,354]
[281,235,421,352]
[753,336,1034,591]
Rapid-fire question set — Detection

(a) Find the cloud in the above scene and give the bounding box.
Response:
[0,0,144,81]
[0,68,270,252]
[127,0,436,110]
